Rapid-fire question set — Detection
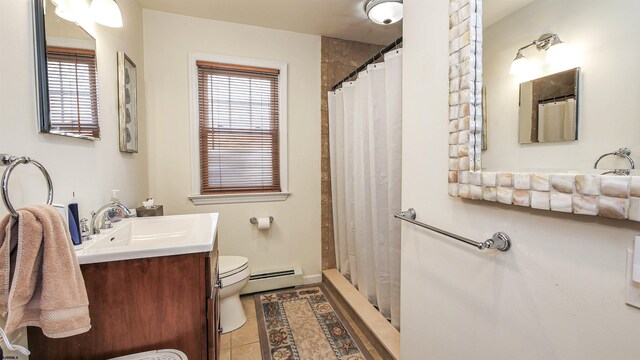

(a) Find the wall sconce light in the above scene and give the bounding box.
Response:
[52,0,89,23]
[90,0,123,28]
[365,0,403,25]
[510,33,568,75]
[509,50,528,75]
[52,0,122,28]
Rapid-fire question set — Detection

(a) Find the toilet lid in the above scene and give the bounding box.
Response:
[219,256,249,278]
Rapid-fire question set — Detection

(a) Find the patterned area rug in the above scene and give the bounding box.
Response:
[255,284,373,360]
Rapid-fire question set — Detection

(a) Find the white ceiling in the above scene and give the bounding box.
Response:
[135,0,402,46]
[134,0,533,45]
[483,0,534,27]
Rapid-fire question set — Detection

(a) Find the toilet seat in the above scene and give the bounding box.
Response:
[219,256,249,278]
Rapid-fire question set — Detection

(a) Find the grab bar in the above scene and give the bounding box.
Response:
[394,208,511,251]
[1,154,54,217]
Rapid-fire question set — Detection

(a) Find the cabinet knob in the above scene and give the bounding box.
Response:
[217,326,223,334]
[215,279,222,289]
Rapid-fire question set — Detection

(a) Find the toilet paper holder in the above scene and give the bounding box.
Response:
[249,216,274,225]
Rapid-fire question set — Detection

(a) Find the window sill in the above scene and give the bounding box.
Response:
[189,192,291,205]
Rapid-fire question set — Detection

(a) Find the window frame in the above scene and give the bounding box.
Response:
[188,53,289,205]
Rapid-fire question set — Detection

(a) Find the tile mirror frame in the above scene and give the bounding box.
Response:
[447,0,640,222]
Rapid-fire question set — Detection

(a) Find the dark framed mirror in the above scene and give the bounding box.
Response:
[33,0,101,140]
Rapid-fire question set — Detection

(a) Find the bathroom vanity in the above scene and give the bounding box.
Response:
[26,213,221,360]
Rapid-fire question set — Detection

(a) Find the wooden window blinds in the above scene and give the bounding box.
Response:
[197,61,281,194]
[46,46,100,138]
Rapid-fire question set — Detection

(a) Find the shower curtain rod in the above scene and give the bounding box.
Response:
[330,36,403,91]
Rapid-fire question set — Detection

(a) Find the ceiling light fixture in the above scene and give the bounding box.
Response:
[510,33,569,76]
[90,0,123,28]
[365,0,403,25]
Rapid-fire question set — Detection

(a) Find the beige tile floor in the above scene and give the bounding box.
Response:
[223,293,383,360]
[220,296,261,360]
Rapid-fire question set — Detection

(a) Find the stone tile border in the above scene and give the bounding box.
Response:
[447,0,640,222]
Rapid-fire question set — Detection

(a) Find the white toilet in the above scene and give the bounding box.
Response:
[218,256,251,333]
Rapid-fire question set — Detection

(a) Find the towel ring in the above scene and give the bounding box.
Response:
[1,155,54,217]
[594,147,635,175]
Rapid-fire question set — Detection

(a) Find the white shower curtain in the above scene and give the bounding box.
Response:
[328,49,402,329]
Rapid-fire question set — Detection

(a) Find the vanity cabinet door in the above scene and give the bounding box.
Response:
[206,238,220,360]
[27,253,208,359]
[208,285,220,360]
[215,256,221,359]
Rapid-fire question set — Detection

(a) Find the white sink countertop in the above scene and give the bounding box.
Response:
[75,213,219,264]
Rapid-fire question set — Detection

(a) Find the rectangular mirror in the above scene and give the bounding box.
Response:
[478,0,639,174]
[518,68,579,144]
[447,0,640,222]
[34,0,101,140]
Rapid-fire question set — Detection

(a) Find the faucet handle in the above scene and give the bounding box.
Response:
[101,212,113,230]
[80,218,92,241]
[80,218,89,232]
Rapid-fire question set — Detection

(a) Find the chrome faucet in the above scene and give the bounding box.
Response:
[90,201,136,235]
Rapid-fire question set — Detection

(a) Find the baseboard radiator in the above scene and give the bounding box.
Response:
[240,265,304,294]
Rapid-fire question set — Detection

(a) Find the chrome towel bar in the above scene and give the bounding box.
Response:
[394,208,511,251]
[1,154,54,217]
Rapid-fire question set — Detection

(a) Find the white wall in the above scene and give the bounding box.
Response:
[0,0,148,220]
[143,10,322,279]
[482,0,640,173]
[401,0,640,359]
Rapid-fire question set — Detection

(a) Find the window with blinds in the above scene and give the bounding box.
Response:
[197,61,281,194]
[46,46,100,138]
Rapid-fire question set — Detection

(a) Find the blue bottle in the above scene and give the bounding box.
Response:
[68,193,82,246]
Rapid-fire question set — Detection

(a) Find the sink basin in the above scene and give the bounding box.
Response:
[76,213,219,264]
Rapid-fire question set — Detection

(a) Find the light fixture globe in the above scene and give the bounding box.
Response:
[365,0,403,25]
[546,40,568,65]
[53,0,75,22]
[510,51,528,75]
[90,0,123,28]
[52,0,89,23]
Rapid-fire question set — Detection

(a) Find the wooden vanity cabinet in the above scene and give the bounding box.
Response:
[27,239,220,360]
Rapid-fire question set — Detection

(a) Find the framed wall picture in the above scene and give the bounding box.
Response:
[118,52,138,153]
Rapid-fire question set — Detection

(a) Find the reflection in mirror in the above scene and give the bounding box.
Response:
[518,68,579,144]
[35,0,100,140]
[482,0,640,175]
